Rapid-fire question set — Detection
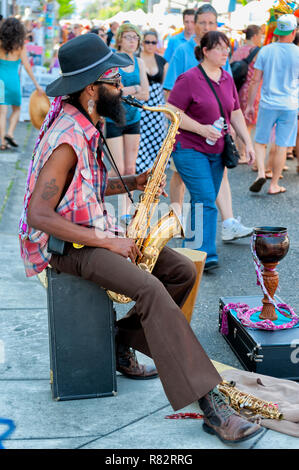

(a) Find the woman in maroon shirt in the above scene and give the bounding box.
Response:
[168,31,254,270]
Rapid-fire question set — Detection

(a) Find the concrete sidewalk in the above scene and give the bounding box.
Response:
[0,120,298,450]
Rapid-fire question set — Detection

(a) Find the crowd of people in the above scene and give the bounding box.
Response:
[19,26,265,447]
[5,3,298,447]
[72,5,298,271]
[1,5,298,268]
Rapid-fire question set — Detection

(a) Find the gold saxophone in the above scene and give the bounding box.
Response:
[106,96,184,303]
[218,381,283,420]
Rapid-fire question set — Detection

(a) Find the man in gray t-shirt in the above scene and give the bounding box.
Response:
[246,14,299,195]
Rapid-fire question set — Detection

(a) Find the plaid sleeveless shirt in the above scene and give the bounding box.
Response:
[19,102,117,277]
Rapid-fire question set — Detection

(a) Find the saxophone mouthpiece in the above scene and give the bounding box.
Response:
[121,95,144,109]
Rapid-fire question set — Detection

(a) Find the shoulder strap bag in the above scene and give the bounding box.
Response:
[198,64,240,169]
[245,46,260,65]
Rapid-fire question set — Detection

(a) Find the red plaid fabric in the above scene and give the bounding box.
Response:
[19,102,118,277]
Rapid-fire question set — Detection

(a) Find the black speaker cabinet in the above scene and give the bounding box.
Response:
[219,295,299,381]
[46,268,117,400]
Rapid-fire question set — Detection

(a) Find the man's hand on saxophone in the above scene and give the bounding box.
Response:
[105,171,167,197]
[105,237,142,263]
[135,170,168,197]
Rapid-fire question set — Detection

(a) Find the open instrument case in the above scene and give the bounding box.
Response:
[219,295,299,381]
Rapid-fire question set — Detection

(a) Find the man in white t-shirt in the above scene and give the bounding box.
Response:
[246,14,299,195]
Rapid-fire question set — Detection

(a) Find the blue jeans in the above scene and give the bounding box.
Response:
[173,143,224,263]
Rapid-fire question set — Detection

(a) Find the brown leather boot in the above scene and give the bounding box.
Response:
[199,388,264,444]
[116,344,158,380]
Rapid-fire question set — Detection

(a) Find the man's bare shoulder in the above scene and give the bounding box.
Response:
[42,143,77,175]
[29,143,77,216]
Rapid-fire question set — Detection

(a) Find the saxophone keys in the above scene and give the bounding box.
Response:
[138,263,151,272]
[143,246,159,260]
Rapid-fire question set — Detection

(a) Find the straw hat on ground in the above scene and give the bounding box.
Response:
[29,90,50,130]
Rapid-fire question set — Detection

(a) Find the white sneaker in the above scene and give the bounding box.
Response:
[221,217,253,241]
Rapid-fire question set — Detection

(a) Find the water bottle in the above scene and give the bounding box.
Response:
[206,117,224,145]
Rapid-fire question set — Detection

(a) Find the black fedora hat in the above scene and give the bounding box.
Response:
[46,33,133,97]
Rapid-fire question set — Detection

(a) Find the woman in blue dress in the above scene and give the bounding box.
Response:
[0,18,44,150]
[105,23,149,217]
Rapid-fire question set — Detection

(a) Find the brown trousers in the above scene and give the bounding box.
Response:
[50,244,221,410]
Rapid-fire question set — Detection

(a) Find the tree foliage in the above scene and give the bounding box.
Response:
[56,0,76,20]
[81,0,147,21]
[81,1,100,20]
[113,0,147,13]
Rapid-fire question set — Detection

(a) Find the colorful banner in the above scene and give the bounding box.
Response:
[26,44,44,67]
[264,0,299,44]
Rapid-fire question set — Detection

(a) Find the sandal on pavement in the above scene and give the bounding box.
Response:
[0,143,11,151]
[4,135,18,148]
[265,171,283,179]
[238,155,247,164]
[249,177,266,193]
[267,187,286,195]
[286,152,294,160]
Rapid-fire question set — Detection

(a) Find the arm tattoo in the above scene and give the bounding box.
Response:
[107,176,136,194]
[108,181,123,192]
[41,178,59,200]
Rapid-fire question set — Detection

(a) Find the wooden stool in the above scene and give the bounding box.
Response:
[46,268,117,401]
[173,248,207,323]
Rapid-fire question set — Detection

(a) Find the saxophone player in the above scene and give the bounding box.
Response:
[19,34,263,444]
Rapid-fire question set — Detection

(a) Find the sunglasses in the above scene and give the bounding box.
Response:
[144,40,157,45]
[96,72,122,88]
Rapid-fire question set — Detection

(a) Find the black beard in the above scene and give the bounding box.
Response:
[96,84,126,126]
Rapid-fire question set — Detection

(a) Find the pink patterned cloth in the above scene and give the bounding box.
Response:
[230,45,261,126]
[221,303,299,335]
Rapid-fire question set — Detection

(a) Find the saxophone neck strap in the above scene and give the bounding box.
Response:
[98,127,134,204]
[70,99,134,204]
